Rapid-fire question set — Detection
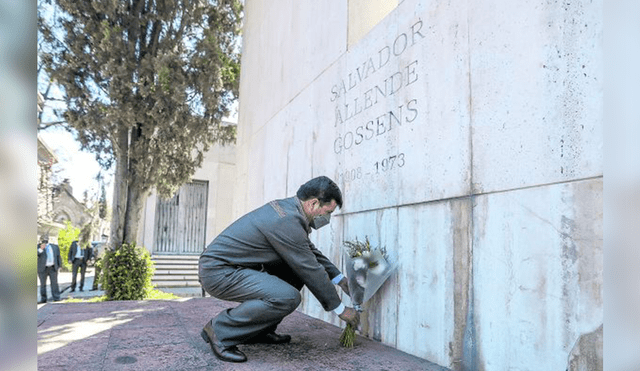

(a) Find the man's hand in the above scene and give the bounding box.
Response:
[337,276,350,297]
[338,307,360,328]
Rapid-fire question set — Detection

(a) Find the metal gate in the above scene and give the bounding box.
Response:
[154,180,208,255]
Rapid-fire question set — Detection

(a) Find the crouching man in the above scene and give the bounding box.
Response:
[198,176,359,363]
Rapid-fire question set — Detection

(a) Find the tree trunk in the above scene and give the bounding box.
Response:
[122,185,149,246]
[122,124,149,247]
[109,128,129,250]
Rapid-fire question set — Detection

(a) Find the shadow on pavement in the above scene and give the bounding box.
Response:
[37,297,450,371]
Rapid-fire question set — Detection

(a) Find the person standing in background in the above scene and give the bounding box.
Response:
[37,236,62,303]
[68,224,93,292]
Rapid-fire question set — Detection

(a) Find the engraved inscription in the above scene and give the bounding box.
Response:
[336,153,407,185]
[333,99,418,154]
[332,19,426,187]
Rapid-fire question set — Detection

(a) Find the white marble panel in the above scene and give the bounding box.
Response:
[243,129,267,212]
[472,179,602,371]
[305,215,346,328]
[239,0,348,138]
[395,200,460,367]
[300,207,402,334]
[469,0,603,193]
[262,118,293,201]
[213,163,237,236]
[341,208,400,347]
[284,116,319,197]
[348,0,398,47]
[284,0,472,214]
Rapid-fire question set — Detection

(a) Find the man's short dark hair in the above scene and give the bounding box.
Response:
[296,176,343,208]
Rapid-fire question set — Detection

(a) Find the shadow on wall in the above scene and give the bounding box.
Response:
[566,324,602,371]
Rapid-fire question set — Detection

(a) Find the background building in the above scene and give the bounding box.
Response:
[136,132,236,290]
[37,135,64,242]
[51,179,92,228]
[138,123,237,256]
[38,134,109,244]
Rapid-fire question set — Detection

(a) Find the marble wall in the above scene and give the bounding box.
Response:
[235,0,602,369]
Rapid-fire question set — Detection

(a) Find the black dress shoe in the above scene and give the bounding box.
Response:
[70,289,75,292]
[79,288,84,292]
[38,299,47,304]
[201,320,247,363]
[245,332,291,344]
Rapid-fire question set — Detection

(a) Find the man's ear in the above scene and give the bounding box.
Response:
[312,198,324,211]
[302,198,320,215]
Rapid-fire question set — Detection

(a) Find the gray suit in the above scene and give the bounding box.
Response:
[199,196,342,347]
[37,243,62,301]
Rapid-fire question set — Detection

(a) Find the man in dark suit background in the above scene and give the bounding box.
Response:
[68,238,93,292]
[199,176,359,363]
[37,236,62,303]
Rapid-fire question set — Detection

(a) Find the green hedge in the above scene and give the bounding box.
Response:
[101,243,155,301]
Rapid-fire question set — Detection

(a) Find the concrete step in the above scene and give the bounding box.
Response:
[152,274,199,281]
[160,287,204,297]
[151,255,200,289]
[153,264,198,270]
[151,256,199,264]
[155,269,198,275]
[152,255,200,261]
[153,258,199,264]
[152,280,201,288]
[153,260,198,267]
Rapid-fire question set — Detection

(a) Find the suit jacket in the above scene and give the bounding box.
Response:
[68,241,93,264]
[37,243,62,273]
[200,196,342,311]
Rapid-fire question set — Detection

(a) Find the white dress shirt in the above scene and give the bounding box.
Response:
[45,244,54,267]
[75,244,84,259]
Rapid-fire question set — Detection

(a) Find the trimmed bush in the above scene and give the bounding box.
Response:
[102,243,155,301]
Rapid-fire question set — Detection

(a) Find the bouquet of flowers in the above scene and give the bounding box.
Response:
[339,236,397,347]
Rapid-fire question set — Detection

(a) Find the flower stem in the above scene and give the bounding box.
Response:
[339,323,356,348]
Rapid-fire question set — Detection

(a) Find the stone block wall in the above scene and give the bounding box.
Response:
[235,0,602,369]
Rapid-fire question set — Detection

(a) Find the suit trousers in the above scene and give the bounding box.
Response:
[71,258,87,290]
[38,266,60,301]
[200,264,304,347]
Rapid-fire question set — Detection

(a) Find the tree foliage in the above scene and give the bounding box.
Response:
[38,0,243,247]
[79,222,93,248]
[57,220,80,271]
[99,182,107,219]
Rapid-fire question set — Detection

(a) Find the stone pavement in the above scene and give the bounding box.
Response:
[37,266,103,303]
[37,296,450,371]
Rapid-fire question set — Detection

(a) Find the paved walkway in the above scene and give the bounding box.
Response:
[37,296,450,371]
[37,267,103,303]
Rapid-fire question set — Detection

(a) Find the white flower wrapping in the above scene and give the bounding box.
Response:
[344,247,396,308]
